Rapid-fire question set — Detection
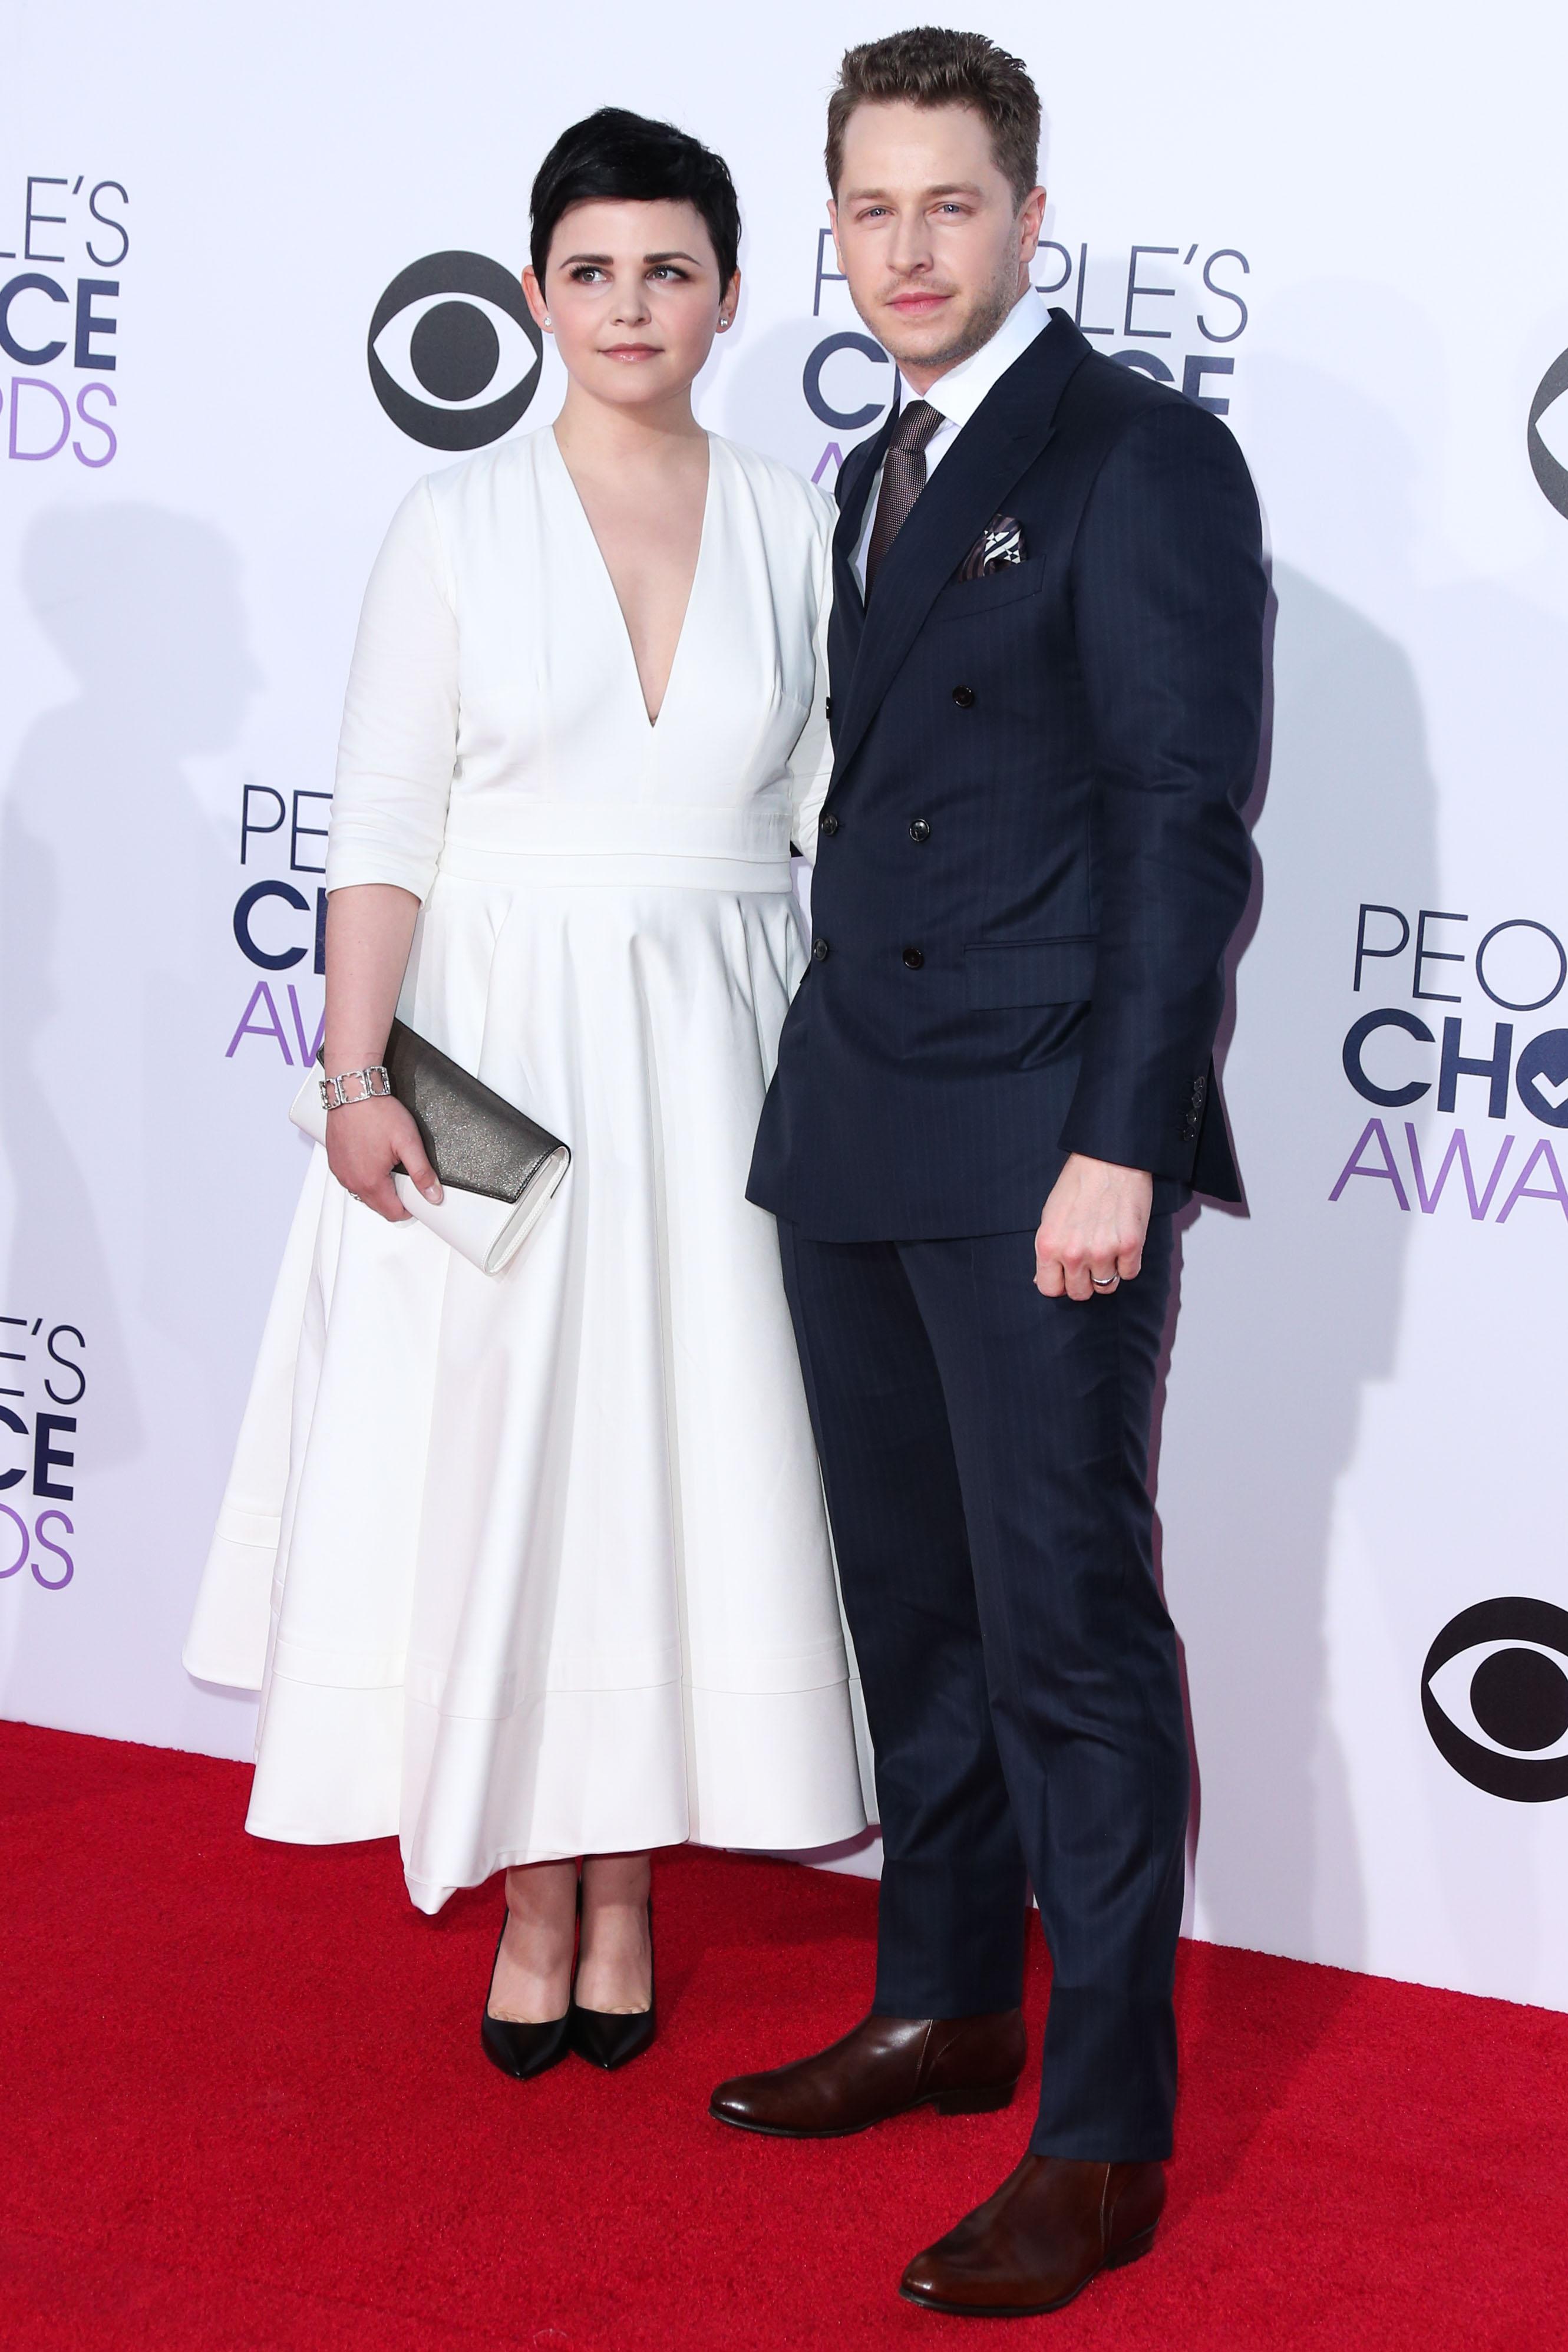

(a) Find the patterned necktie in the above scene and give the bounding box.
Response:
[864,399,943,592]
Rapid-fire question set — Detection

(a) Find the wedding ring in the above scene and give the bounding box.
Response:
[1091,1274,1119,1290]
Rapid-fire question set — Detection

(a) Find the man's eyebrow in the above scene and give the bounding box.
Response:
[841,182,985,202]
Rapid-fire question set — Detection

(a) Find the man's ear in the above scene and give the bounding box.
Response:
[1018,186,1048,270]
[827,198,846,278]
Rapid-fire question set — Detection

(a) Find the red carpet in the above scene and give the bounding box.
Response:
[1,1720,1564,2350]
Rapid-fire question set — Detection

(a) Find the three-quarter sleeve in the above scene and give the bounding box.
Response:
[325,477,458,900]
[785,504,836,867]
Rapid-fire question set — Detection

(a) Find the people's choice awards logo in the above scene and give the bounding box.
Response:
[368,252,542,451]
[2,169,127,469]
[1527,348,1568,520]
[1422,1599,1568,1800]
[803,230,1251,490]
[1331,903,1568,1231]
[1,1311,84,1594]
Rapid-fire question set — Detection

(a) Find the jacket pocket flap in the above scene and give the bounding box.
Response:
[929,557,1046,622]
[965,937,1097,1008]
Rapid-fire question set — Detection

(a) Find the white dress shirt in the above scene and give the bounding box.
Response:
[853,289,1051,589]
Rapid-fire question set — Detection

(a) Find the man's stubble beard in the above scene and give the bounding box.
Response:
[877,248,1025,379]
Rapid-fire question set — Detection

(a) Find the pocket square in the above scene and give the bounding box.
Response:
[956,514,1026,582]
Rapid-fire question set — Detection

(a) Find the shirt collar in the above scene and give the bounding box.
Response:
[899,288,1050,431]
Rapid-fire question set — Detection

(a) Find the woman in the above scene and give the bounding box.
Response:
[185,109,866,2080]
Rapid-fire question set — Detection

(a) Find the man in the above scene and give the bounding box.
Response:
[711,27,1266,2321]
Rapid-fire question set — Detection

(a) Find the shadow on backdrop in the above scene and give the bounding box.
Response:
[1,505,257,1723]
[1152,358,1443,2143]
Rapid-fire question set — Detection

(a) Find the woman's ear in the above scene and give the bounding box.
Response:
[522,265,550,332]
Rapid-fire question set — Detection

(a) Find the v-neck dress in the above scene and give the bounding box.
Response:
[184,427,869,1909]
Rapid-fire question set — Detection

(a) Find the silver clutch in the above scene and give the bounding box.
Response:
[289,1018,570,1276]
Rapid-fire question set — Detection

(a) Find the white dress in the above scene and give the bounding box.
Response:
[184,427,869,1913]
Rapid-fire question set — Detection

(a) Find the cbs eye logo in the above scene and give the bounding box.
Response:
[1422,1597,1568,1802]
[1528,347,1568,521]
[368,251,542,451]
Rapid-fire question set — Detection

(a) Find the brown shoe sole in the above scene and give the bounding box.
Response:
[708,2080,1018,2139]
[897,2224,1157,2317]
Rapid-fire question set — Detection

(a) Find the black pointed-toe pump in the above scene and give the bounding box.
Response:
[480,1913,572,2083]
[568,1901,656,2071]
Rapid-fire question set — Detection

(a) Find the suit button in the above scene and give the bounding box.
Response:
[909,818,932,843]
[812,938,830,962]
[824,697,833,720]
[820,812,840,837]
[952,684,975,708]
[902,946,925,971]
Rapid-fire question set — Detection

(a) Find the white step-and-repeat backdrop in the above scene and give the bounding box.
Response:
[5,0,1568,2011]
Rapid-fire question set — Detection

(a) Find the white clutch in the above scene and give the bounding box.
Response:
[288,1021,570,1277]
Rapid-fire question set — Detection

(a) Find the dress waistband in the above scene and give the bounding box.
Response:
[435,840,795,894]
[435,802,797,894]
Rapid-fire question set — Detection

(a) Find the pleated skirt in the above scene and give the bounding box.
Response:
[185,856,870,1911]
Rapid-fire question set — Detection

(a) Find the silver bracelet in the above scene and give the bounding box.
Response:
[320,1065,391,1111]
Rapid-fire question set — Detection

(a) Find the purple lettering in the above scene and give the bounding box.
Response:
[31,1509,73,1589]
[0,1503,28,1577]
[1495,1139,1568,1223]
[1328,1117,1409,1210]
[72,380,117,468]
[1404,1126,1515,1219]
[286,984,323,1069]
[225,980,293,1063]
[8,375,71,461]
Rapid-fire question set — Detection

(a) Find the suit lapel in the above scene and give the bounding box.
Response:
[831,312,1092,784]
[829,418,893,677]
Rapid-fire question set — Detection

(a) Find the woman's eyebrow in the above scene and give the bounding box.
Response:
[557,249,703,267]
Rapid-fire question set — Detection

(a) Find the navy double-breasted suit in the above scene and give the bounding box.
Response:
[752,311,1262,1235]
[749,309,1266,2161]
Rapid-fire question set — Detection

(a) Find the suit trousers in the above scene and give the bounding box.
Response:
[777,1215,1188,2160]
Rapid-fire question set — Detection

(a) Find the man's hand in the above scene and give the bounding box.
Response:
[1034,1154,1154,1300]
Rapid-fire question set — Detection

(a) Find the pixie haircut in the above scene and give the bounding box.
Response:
[529,107,741,287]
[826,27,1041,206]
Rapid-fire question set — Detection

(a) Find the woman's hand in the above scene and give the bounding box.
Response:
[325,1096,443,1223]
[319,885,433,1222]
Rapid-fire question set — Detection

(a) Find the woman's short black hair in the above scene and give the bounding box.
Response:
[529,107,741,288]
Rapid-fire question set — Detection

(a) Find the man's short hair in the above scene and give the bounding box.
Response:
[826,27,1041,204]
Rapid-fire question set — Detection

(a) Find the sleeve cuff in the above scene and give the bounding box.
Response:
[323,845,436,900]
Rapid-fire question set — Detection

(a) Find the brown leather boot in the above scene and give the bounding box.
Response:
[899,2154,1164,2316]
[709,2011,1025,2137]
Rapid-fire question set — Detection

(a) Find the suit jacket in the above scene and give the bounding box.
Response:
[748,309,1266,1242]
